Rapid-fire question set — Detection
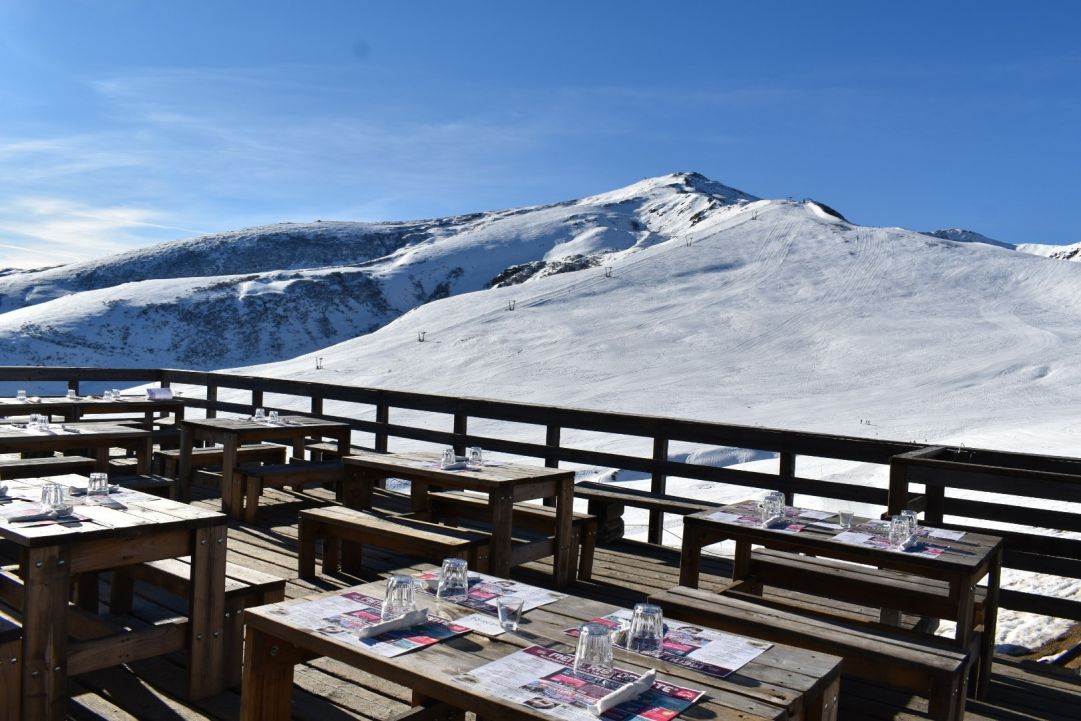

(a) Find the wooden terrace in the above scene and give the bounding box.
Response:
[0,367,1079,720]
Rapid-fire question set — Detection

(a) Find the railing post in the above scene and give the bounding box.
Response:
[68,380,79,395]
[311,396,323,417]
[779,452,796,505]
[543,425,561,507]
[647,437,669,544]
[206,385,218,419]
[453,413,467,456]
[545,425,561,468]
[374,400,389,453]
[251,389,263,414]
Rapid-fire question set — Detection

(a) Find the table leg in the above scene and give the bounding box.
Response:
[187,524,227,700]
[488,489,515,578]
[341,466,373,510]
[21,545,71,721]
[553,477,576,586]
[93,446,109,473]
[732,539,753,581]
[220,439,240,519]
[136,435,152,474]
[177,427,194,503]
[412,480,432,515]
[678,522,704,588]
[976,549,1002,698]
[240,627,301,721]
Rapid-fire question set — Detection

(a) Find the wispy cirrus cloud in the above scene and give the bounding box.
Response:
[0,196,203,269]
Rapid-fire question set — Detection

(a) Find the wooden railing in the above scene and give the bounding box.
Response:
[2,366,1078,625]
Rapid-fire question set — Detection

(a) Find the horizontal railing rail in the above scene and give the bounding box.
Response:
[2,366,1077,627]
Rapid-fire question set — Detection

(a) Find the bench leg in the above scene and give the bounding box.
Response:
[341,536,364,576]
[323,537,342,576]
[109,568,136,614]
[243,475,260,523]
[0,636,20,721]
[928,672,967,721]
[806,674,839,721]
[224,602,245,689]
[298,517,317,580]
[577,525,596,582]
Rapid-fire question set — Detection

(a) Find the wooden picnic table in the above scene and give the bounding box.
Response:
[0,421,153,473]
[0,475,227,721]
[342,450,578,586]
[0,393,186,426]
[241,572,842,721]
[679,500,1002,698]
[177,415,351,514]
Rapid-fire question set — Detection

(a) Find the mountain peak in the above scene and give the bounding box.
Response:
[580,172,758,206]
[921,228,1015,250]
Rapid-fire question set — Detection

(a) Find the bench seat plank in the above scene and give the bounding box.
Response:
[649,585,971,721]
[298,506,490,580]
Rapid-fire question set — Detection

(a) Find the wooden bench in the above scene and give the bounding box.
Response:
[740,548,985,633]
[305,441,374,461]
[110,557,286,688]
[573,480,720,542]
[237,460,347,521]
[649,585,971,721]
[298,506,490,580]
[0,606,20,721]
[155,442,288,479]
[425,490,597,581]
[110,473,178,499]
[0,454,96,480]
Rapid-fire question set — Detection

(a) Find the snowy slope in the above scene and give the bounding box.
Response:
[0,172,754,367]
[230,197,1081,651]
[1018,240,1081,261]
[921,227,1016,250]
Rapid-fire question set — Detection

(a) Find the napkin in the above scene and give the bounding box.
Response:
[146,387,174,400]
[590,669,656,716]
[356,608,429,639]
[9,507,75,523]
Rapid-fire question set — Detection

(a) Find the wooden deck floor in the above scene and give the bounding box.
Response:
[21,486,1081,721]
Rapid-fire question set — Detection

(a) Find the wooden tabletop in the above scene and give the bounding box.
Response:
[243,574,841,721]
[0,475,223,548]
[0,421,150,441]
[684,500,1003,574]
[182,414,350,442]
[0,394,185,414]
[343,449,573,489]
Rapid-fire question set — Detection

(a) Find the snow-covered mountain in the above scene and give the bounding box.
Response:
[1017,240,1081,261]
[920,227,1016,250]
[0,172,753,367]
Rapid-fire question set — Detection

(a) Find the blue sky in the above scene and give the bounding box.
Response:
[1,1,1079,268]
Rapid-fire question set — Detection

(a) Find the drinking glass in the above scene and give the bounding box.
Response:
[88,472,110,501]
[837,509,855,529]
[111,389,121,400]
[253,408,266,421]
[440,448,456,469]
[67,389,77,400]
[28,413,40,428]
[103,390,114,401]
[268,410,279,423]
[495,596,524,632]
[41,482,67,512]
[467,446,483,465]
[627,603,664,656]
[889,515,911,548]
[574,622,614,676]
[382,575,419,620]
[760,492,784,525]
[16,389,26,401]
[437,557,469,599]
[901,509,919,535]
